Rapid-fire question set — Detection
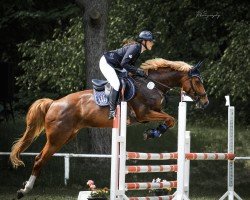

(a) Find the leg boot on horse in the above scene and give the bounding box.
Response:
[144,123,169,140]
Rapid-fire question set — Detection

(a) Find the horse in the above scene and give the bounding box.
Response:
[10,58,209,199]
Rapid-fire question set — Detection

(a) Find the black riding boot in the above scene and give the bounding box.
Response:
[108,89,119,120]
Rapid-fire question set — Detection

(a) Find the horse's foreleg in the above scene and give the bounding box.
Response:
[138,110,175,140]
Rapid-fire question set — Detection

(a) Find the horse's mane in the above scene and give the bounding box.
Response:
[140,58,192,72]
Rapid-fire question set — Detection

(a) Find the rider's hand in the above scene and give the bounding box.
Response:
[136,69,147,77]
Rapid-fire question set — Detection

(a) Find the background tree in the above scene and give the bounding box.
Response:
[76,0,110,154]
[16,18,84,109]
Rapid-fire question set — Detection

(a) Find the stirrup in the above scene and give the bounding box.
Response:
[108,110,116,120]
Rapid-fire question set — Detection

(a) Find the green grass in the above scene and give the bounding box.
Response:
[1,187,249,200]
[0,186,77,200]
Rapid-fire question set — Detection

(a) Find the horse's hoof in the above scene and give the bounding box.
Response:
[17,190,24,199]
[143,129,153,140]
[143,132,150,140]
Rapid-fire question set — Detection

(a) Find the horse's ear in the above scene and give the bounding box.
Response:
[194,61,203,70]
[190,60,203,73]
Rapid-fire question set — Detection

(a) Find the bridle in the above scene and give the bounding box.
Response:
[183,75,207,102]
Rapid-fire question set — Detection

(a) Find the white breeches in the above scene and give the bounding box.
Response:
[99,55,122,91]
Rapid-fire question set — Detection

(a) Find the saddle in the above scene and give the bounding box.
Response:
[92,76,136,106]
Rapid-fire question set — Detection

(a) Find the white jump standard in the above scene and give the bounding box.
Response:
[219,97,242,200]
[110,96,241,200]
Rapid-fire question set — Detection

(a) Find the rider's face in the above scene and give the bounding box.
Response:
[146,40,154,50]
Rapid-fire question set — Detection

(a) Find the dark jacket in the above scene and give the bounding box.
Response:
[104,43,142,74]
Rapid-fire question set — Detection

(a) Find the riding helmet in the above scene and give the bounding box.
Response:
[138,31,155,42]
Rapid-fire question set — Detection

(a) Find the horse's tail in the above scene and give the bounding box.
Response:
[10,98,53,168]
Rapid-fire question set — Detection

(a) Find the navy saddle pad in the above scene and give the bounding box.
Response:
[92,77,136,106]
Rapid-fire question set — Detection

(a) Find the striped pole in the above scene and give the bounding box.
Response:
[185,153,235,160]
[129,195,174,200]
[125,181,177,191]
[127,152,178,160]
[127,152,234,161]
[126,165,178,174]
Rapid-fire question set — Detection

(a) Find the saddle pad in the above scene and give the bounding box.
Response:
[92,77,136,106]
[93,90,109,106]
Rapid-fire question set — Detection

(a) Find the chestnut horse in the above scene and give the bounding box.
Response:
[10,58,209,199]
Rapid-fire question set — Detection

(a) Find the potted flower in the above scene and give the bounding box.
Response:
[86,180,109,200]
[148,178,172,196]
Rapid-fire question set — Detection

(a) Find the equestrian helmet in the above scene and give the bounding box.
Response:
[138,31,155,41]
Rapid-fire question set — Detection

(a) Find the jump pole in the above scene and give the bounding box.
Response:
[219,96,242,200]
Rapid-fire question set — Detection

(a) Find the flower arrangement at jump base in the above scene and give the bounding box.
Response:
[148,178,172,196]
[86,180,109,200]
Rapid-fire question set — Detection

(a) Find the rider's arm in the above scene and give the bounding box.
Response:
[120,45,140,74]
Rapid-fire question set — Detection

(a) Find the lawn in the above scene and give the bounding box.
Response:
[1,186,249,200]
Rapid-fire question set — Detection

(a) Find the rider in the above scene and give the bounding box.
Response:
[99,30,155,119]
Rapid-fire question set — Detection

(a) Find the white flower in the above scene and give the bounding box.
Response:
[156,178,161,183]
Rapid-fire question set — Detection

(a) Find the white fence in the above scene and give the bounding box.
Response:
[0,152,111,185]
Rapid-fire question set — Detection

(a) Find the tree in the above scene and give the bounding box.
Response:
[16,18,84,109]
[77,0,111,154]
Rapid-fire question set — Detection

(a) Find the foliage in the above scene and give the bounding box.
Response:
[206,21,250,121]
[16,17,84,107]
[108,0,249,123]
[0,0,79,62]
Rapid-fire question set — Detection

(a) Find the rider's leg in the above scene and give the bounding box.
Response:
[99,56,120,119]
[108,88,119,119]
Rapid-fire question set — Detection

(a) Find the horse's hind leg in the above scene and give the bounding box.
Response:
[16,142,56,198]
[17,132,74,199]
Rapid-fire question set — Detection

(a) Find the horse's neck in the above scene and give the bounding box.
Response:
[149,68,186,91]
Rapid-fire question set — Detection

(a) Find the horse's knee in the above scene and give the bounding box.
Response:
[166,117,175,128]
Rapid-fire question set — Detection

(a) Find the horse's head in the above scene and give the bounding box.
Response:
[181,61,209,109]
